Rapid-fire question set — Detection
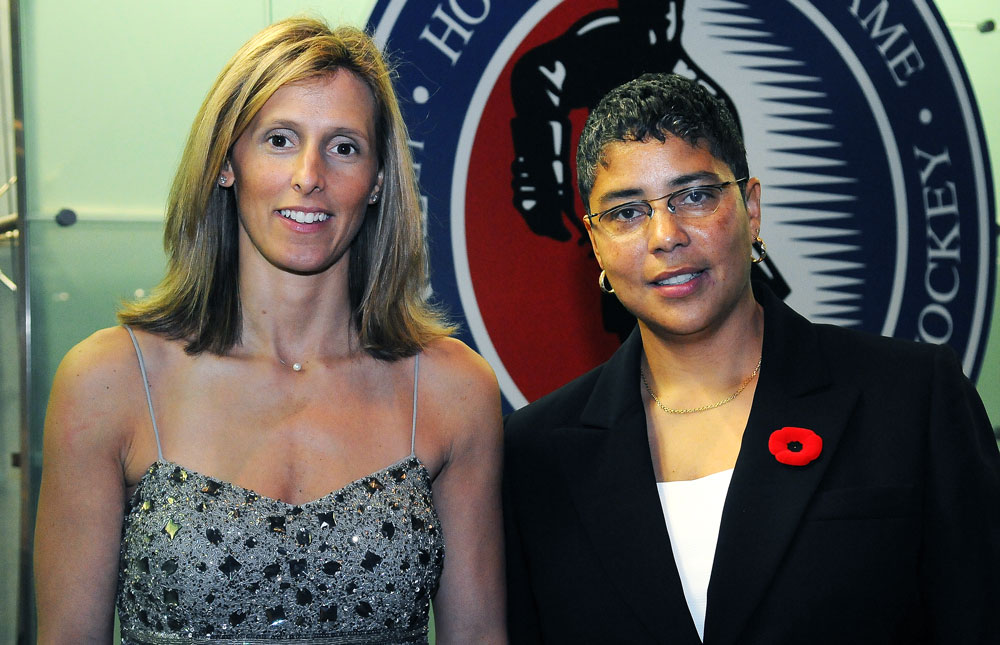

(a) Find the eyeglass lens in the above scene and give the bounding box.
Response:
[598,185,726,236]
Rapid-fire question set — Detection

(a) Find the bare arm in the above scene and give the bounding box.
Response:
[35,328,138,643]
[424,339,507,643]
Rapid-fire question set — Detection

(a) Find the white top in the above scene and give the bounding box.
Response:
[656,468,734,641]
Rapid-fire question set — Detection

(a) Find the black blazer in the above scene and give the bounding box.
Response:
[503,284,1000,644]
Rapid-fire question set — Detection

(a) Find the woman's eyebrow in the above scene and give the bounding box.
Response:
[595,170,724,206]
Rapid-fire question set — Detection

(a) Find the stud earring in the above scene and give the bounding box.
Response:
[370,193,379,204]
[218,175,228,186]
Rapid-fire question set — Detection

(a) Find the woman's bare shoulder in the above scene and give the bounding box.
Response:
[416,337,501,436]
[418,336,499,398]
[46,326,153,447]
[55,326,145,389]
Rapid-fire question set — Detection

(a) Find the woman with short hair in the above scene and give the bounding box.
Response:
[504,73,1000,644]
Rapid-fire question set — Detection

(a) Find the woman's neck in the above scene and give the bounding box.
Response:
[638,289,765,402]
[236,256,357,364]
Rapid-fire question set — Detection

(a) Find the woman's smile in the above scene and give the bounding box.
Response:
[277,208,332,225]
[649,268,707,295]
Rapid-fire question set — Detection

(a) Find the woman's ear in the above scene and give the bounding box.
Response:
[369,168,385,204]
[218,159,235,187]
[743,177,762,235]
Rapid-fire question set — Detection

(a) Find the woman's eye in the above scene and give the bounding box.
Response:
[333,142,357,156]
[608,204,647,222]
[682,189,711,204]
[267,134,290,148]
[675,187,720,212]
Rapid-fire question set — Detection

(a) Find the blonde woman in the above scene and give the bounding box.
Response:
[35,19,505,644]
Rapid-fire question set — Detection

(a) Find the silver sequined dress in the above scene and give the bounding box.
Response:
[117,327,445,644]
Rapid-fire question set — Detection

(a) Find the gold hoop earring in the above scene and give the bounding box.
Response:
[751,236,767,264]
[598,270,615,294]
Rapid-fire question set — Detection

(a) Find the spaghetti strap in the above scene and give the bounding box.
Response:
[410,354,420,457]
[124,325,164,461]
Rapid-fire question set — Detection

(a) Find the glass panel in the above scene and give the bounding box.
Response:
[26,219,167,442]
[0,232,19,645]
[1,0,21,640]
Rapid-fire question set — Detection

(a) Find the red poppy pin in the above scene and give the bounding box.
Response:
[768,427,823,466]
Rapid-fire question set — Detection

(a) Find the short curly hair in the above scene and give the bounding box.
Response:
[576,73,748,208]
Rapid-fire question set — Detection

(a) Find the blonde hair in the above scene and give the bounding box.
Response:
[119,17,452,358]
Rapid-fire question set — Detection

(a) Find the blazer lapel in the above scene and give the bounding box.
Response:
[704,286,860,645]
[555,329,703,644]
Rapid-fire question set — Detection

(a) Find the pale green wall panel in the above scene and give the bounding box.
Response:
[935,0,1000,427]
[20,0,270,221]
[269,0,374,26]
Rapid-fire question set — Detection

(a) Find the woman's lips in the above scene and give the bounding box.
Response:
[649,269,706,296]
[652,270,704,286]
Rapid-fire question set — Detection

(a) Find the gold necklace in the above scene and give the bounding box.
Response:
[640,356,762,414]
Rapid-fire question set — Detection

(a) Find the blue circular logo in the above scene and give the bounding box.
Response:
[370,0,995,409]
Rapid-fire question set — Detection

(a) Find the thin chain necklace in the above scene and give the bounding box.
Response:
[640,356,762,414]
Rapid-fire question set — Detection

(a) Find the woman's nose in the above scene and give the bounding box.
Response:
[647,206,689,252]
[292,148,325,194]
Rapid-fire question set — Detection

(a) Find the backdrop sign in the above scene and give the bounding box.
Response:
[369,0,995,410]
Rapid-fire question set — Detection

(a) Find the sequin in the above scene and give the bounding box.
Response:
[201,480,222,496]
[361,552,383,572]
[117,456,443,644]
[218,556,241,578]
[266,606,287,626]
[163,519,180,539]
[289,558,307,577]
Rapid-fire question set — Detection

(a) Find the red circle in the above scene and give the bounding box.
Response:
[465,0,621,403]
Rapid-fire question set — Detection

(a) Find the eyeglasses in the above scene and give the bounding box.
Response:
[586,178,748,238]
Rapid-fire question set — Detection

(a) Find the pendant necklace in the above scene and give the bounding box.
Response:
[278,358,304,372]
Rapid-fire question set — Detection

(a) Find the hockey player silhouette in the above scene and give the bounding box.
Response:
[510,1,787,339]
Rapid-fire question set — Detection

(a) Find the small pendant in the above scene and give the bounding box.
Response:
[292,362,302,372]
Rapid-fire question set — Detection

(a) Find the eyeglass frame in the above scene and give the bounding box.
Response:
[584,177,750,232]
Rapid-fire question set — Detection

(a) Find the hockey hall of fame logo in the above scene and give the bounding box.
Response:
[369,0,995,410]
